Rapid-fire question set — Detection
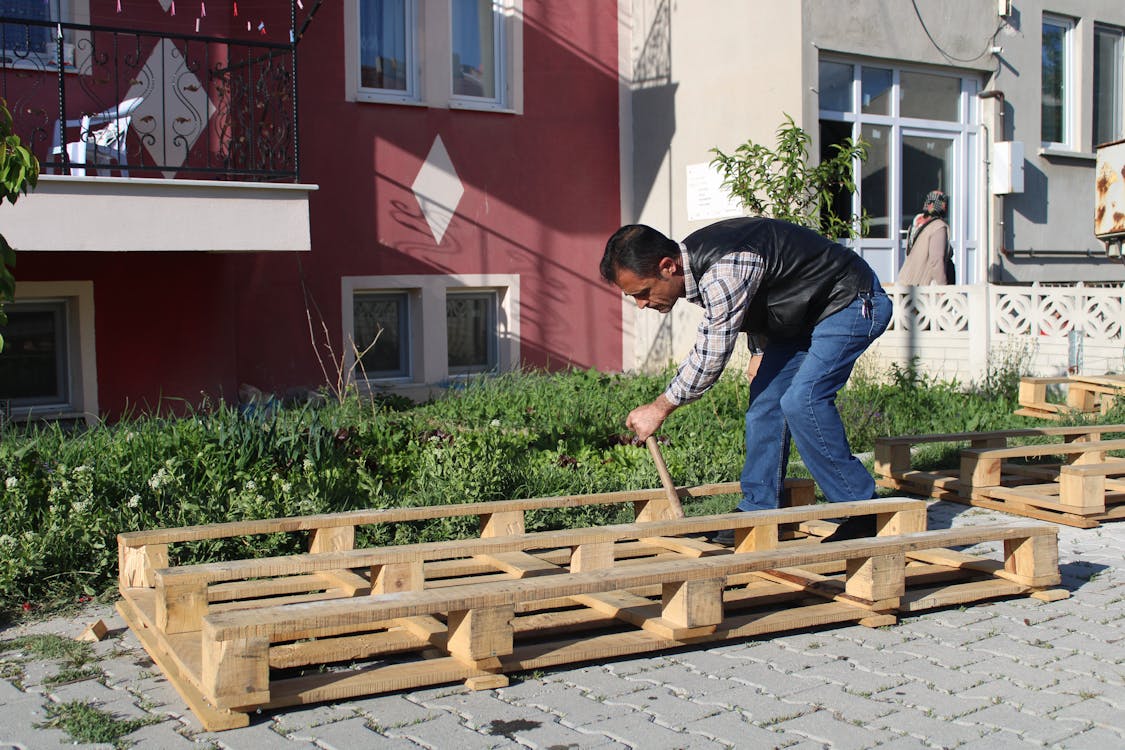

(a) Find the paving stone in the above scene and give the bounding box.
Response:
[954,731,1043,750]
[585,710,728,749]
[607,686,723,728]
[348,695,439,730]
[504,685,623,725]
[772,707,898,750]
[295,716,413,749]
[47,680,154,721]
[958,655,1064,689]
[1049,695,1125,733]
[679,709,793,748]
[962,703,1085,745]
[724,661,814,698]
[123,720,205,749]
[270,702,354,734]
[203,720,320,750]
[870,658,987,693]
[960,678,1084,716]
[894,638,984,669]
[872,679,991,719]
[560,670,653,700]
[623,660,741,697]
[474,712,615,749]
[390,712,512,750]
[1056,726,1125,748]
[873,709,993,746]
[0,679,25,703]
[785,683,898,723]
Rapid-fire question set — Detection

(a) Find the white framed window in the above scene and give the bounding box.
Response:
[342,274,518,395]
[1094,24,1124,147]
[0,0,88,70]
[356,0,418,103]
[353,290,413,379]
[450,0,504,106]
[446,289,498,374]
[0,280,97,423]
[346,0,523,113]
[818,58,979,284]
[1042,13,1076,150]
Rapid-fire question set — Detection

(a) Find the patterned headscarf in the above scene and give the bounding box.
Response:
[923,190,948,217]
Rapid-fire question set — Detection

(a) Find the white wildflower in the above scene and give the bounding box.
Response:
[490,419,501,428]
[71,499,88,514]
[245,480,258,492]
[127,495,141,509]
[0,534,15,550]
[280,482,292,494]
[148,467,169,490]
[303,458,314,472]
[5,476,17,490]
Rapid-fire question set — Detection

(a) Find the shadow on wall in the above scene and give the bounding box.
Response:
[631,0,678,220]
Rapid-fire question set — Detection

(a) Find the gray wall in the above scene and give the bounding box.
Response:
[621,0,1125,373]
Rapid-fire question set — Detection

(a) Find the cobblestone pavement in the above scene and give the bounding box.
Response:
[2,500,1123,749]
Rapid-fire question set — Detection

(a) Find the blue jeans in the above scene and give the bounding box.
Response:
[737,287,893,511]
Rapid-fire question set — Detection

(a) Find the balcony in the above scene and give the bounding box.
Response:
[0,16,314,253]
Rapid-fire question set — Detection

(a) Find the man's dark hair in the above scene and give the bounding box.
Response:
[600,224,679,283]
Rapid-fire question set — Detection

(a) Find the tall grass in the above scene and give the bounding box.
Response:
[0,362,1097,613]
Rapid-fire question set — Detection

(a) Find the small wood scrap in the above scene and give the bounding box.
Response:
[116,485,1064,731]
[1015,374,1125,420]
[875,423,1125,527]
[76,619,109,643]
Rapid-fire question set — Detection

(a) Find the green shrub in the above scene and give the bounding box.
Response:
[0,363,1093,613]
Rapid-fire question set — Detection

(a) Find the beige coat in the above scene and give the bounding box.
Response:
[897,218,949,285]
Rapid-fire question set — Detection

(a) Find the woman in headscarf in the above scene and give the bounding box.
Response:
[897,190,953,285]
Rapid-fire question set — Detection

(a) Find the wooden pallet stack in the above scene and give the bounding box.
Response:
[1016,374,1125,420]
[117,480,1066,731]
[876,423,1125,527]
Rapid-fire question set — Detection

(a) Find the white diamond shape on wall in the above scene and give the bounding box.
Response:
[412,135,464,245]
[124,38,212,178]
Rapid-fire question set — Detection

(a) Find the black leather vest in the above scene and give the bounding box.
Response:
[683,217,875,339]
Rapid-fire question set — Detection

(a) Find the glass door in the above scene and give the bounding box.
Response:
[900,129,957,282]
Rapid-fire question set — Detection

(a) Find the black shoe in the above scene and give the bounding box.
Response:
[707,528,735,546]
[821,515,877,543]
[706,507,744,546]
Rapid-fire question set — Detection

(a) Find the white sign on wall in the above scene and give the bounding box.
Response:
[685,162,744,222]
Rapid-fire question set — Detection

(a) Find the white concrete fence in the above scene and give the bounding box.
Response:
[868,283,1124,384]
[629,283,1125,385]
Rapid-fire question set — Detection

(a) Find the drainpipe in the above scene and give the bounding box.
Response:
[978,89,1006,282]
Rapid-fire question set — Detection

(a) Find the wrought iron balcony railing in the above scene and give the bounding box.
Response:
[0,16,297,181]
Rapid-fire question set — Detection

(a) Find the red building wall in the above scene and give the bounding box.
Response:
[15,0,626,417]
[230,0,626,395]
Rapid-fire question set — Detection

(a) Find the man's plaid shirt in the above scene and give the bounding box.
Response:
[664,246,764,406]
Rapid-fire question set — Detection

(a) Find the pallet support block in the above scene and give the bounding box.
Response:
[447,605,515,666]
[202,632,271,711]
[1003,534,1061,588]
[661,577,724,630]
[156,581,207,635]
[1059,465,1108,513]
[570,541,613,572]
[119,543,169,589]
[480,511,525,538]
[846,553,906,603]
[372,561,423,594]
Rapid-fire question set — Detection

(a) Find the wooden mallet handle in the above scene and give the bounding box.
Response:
[646,436,685,518]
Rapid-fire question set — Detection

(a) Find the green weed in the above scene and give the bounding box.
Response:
[37,700,157,748]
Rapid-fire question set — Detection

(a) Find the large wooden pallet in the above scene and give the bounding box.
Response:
[1016,375,1125,420]
[117,490,1065,730]
[875,424,1125,526]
